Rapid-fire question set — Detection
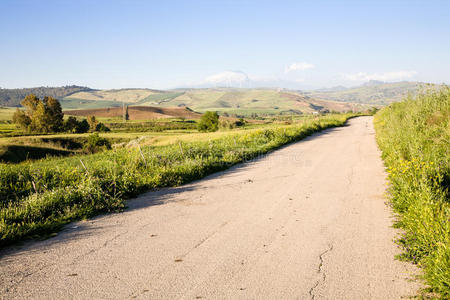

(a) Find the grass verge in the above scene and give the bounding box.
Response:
[374,87,449,298]
[1,114,355,247]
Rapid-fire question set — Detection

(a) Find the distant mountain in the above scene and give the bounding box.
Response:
[0,86,94,107]
[305,81,429,105]
[315,85,347,92]
[361,80,385,87]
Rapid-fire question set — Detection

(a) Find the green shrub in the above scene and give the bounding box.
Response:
[197,111,219,132]
[374,87,449,298]
[95,122,110,132]
[83,133,111,154]
[64,116,89,133]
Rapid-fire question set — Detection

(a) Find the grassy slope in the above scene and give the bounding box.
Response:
[0,114,356,247]
[151,88,366,115]
[65,89,162,103]
[59,98,124,110]
[60,88,367,115]
[374,88,449,298]
[157,89,304,111]
[136,92,184,105]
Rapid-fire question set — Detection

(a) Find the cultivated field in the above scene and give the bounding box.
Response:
[64,106,201,120]
[65,88,162,103]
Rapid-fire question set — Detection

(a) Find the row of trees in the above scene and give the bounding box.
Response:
[13,94,64,132]
[13,94,109,133]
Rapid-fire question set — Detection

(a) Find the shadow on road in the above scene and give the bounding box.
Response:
[0,124,347,258]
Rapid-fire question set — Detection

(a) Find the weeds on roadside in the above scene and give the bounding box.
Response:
[374,87,449,298]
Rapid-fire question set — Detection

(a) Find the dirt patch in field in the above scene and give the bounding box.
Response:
[64,106,201,120]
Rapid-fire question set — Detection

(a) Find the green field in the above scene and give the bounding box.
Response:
[135,92,184,105]
[374,88,449,298]
[0,107,16,121]
[59,98,124,110]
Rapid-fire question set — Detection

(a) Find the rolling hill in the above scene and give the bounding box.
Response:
[65,88,163,103]
[146,88,367,115]
[304,81,429,105]
[1,81,433,117]
[62,88,367,116]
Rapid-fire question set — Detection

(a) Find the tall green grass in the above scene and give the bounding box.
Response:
[374,87,449,298]
[0,114,355,247]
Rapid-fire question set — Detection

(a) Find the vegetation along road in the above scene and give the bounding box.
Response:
[0,117,420,299]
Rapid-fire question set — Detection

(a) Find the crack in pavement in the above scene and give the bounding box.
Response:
[176,221,229,261]
[308,243,333,300]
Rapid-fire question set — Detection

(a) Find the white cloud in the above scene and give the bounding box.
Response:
[203,71,249,85]
[342,70,417,82]
[285,62,315,73]
[188,70,309,89]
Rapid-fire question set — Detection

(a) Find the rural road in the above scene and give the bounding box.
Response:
[0,116,420,299]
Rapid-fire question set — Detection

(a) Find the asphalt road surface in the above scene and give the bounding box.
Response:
[0,116,420,299]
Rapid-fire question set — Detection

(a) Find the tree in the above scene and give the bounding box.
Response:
[31,101,51,133]
[64,116,90,133]
[12,108,31,130]
[64,116,79,133]
[77,119,90,133]
[197,111,219,132]
[87,115,98,131]
[123,104,129,121]
[21,94,40,112]
[44,96,64,132]
[14,94,65,133]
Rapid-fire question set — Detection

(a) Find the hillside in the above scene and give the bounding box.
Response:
[2,83,428,115]
[60,88,368,116]
[157,88,367,115]
[64,106,201,120]
[65,88,166,103]
[0,86,93,107]
[305,81,425,105]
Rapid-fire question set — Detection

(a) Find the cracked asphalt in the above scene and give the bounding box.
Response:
[0,116,421,299]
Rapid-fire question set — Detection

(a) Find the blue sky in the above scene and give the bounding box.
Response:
[1,0,449,89]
